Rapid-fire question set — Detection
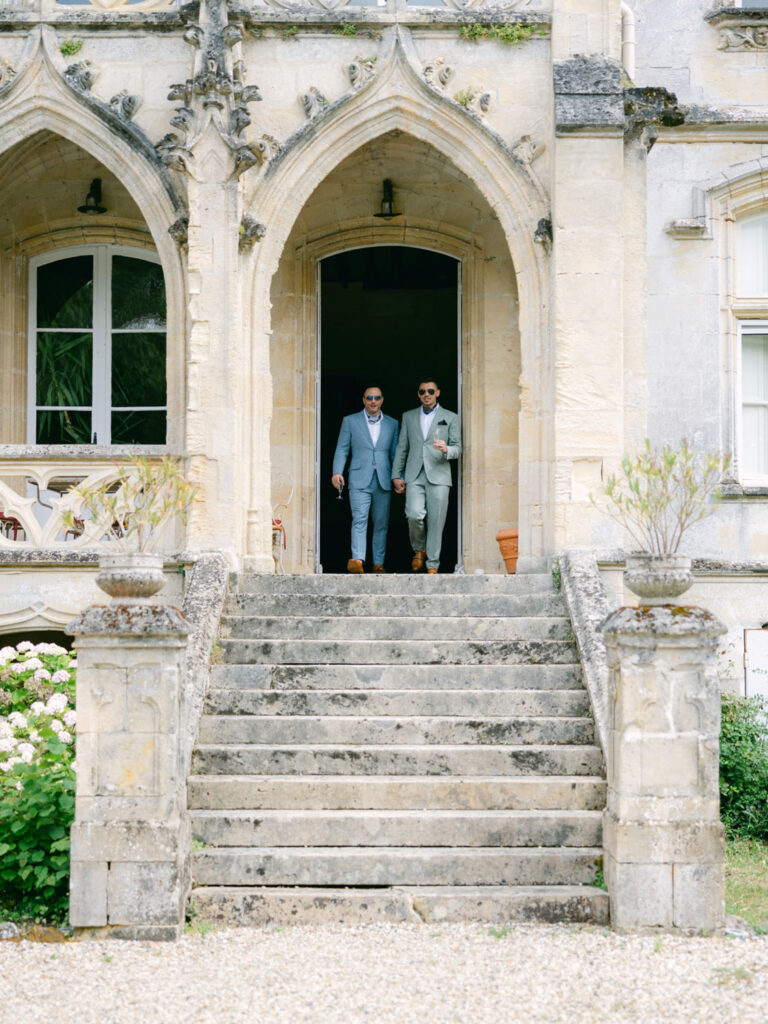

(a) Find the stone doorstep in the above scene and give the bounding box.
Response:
[225,593,568,617]
[235,574,555,595]
[189,886,610,927]
[219,615,573,641]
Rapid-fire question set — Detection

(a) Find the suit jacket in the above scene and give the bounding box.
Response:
[392,405,461,486]
[333,410,399,491]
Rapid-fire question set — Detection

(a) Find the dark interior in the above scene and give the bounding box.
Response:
[320,246,460,573]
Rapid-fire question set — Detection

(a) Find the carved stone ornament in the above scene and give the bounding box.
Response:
[168,216,189,249]
[623,86,686,149]
[534,216,552,251]
[511,133,543,165]
[156,0,268,179]
[64,60,95,93]
[423,56,455,91]
[239,214,267,252]
[347,57,376,91]
[454,87,491,116]
[0,60,16,90]
[718,25,768,50]
[110,89,142,121]
[302,86,329,119]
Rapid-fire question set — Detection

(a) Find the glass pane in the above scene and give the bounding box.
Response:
[111,333,166,407]
[742,405,768,477]
[111,410,166,445]
[743,335,768,403]
[37,257,93,329]
[36,410,91,445]
[36,332,92,406]
[112,257,166,330]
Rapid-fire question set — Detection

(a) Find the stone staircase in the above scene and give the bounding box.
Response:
[187,573,609,925]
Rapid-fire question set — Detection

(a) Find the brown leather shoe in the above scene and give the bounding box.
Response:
[411,550,426,571]
[427,568,438,574]
[347,559,364,574]
[372,564,386,574]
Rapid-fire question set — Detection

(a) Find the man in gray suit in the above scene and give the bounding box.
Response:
[332,385,399,573]
[392,378,461,574]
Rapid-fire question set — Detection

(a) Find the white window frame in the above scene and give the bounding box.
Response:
[736,321,768,485]
[27,244,166,446]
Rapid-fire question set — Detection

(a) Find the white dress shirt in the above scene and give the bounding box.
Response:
[420,404,439,440]
[366,412,382,446]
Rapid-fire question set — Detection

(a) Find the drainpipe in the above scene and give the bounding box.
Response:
[621,2,636,83]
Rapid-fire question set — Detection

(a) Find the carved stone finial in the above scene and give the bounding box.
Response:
[64,60,95,93]
[168,216,189,249]
[302,86,329,119]
[347,57,376,91]
[109,90,142,121]
[511,134,543,166]
[423,57,455,91]
[157,0,265,179]
[239,214,266,252]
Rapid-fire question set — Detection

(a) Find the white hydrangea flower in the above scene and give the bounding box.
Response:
[47,644,68,656]
[16,742,34,763]
[8,712,27,729]
[46,693,68,714]
[14,779,22,791]
[49,719,63,733]
[51,669,70,684]
[16,641,34,652]
[10,662,30,675]
[0,646,16,660]
[71,759,78,773]
[0,737,17,752]
[63,710,77,728]
[69,658,78,668]
[33,668,52,682]
[28,729,40,742]
[19,658,43,671]
[30,701,45,714]
[0,761,11,772]
[58,731,72,744]
[0,721,12,739]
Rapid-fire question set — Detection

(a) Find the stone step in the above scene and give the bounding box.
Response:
[235,573,555,596]
[192,744,604,777]
[221,615,572,642]
[225,592,568,619]
[219,639,578,666]
[203,688,591,718]
[187,775,608,811]
[189,885,609,926]
[197,715,595,746]
[191,846,603,887]
[210,663,583,691]
[189,809,603,848]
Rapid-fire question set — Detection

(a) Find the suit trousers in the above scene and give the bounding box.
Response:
[349,477,391,565]
[404,468,450,571]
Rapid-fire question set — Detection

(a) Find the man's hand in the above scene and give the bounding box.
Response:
[433,439,448,455]
[392,478,406,494]
[332,473,345,490]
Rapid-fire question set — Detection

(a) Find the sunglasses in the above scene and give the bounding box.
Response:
[418,388,436,395]
[365,395,382,401]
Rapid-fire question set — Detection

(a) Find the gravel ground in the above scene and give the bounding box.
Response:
[3,922,768,1024]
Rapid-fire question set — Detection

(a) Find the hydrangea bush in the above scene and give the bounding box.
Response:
[0,642,77,922]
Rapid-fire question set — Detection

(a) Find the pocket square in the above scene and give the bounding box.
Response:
[438,419,448,426]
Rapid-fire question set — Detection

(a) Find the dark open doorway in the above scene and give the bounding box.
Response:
[319,246,460,573]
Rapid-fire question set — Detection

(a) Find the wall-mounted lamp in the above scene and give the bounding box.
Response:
[77,178,107,215]
[373,179,401,220]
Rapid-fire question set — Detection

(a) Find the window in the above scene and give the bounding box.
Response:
[28,246,167,445]
[739,325,768,479]
[736,212,768,296]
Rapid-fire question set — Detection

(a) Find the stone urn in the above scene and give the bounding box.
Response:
[495,528,519,574]
[623,552,694,606]
[95,551,166,602]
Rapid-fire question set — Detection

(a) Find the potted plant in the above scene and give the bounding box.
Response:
[593,439,730,604]
[61,456,197,602]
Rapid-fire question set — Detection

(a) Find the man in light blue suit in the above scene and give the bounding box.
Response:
[332,385,399,573]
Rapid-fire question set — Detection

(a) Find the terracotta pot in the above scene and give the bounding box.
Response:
[495,528,519,574]
[624,552,693,606]
[96,552,166,602]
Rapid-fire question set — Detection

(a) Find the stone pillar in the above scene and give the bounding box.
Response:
[601,606,726,933]
[68,604,191,941]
